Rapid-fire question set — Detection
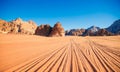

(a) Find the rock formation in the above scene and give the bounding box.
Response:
[96,29,113,36]
[0,18,65,37]
[84,30,95,36]
[1,18,119,36]
[49,22,65,37]
[107,19,120,34]
[0,18,37,35]
[0,19,10,33]
[83,26,100,36]
[65,29,85,36]
[0,19,18,33]
[35,24,52,36]
[87,26,100,33]
[12,18,37,34]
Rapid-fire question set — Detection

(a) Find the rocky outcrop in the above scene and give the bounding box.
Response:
[65,26,100,36]
[87,26,100,32]
[96,29,113,36]
[0,19,18,33]
[107,19,120,34]
[12,18,37,34]
[0,19,9,33]
[83,26,100,36]
[83,30,96,36]
[0,18,37,35]
[65,29,85,36]
[0,18,65,37]
[35,24,52,36]
[1,18,119,36]
[49,22,65,37]
[65,25,114,36]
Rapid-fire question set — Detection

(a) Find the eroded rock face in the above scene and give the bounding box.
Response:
[0,18,37,35]
[65,29,85,36]
[84,30,96,36]
[96,29,113,36]
[0,18,65,36]
[87,26,100,33]
[49,22,65,37]
[35,24,52,36]
[83,26,100,36]
[12,18,37,35]
[0,19,18,33]
[0,20,9,33]
[107,19,120,34]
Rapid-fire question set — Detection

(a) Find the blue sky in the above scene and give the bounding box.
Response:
[0,0,120,30]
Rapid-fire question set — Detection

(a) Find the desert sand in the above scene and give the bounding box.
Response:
[0,34,120,72]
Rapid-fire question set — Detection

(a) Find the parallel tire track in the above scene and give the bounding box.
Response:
[5,37,120,72]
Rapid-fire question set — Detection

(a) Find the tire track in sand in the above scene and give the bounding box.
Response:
[4,37,120,72]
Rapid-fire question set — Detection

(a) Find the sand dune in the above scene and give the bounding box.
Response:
[0,34,120,72]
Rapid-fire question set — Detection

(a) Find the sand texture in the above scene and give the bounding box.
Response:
[0,34,120,72]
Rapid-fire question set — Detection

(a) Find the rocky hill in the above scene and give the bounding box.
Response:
[0,18,65,37]
[107,19,120,35]
[66,26,100,36]
[65,25,115,36]
[0,19,12,33]
[49,22,65,37]
[83,26,100,36]
[65,29,85,36]
[96,29,113,36]
[0,18,120,36]
[0,18,37,35]
[87,26,100,33]
[35,22,65,37]
[11,18,37,34]
[35,24,52,36]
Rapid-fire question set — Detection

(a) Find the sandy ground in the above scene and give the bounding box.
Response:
[0,34,120,72]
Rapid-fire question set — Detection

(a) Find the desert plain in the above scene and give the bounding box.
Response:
[0,34,120,72]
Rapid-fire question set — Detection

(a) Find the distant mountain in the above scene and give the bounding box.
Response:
[107,19,120,34]
[0,18,120,36]
[65,25,115,36]
[65,29,85,36]
[0,18,65,37]
[96,29,113,36]
[83,26,100,36]
[87,26,100,33]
